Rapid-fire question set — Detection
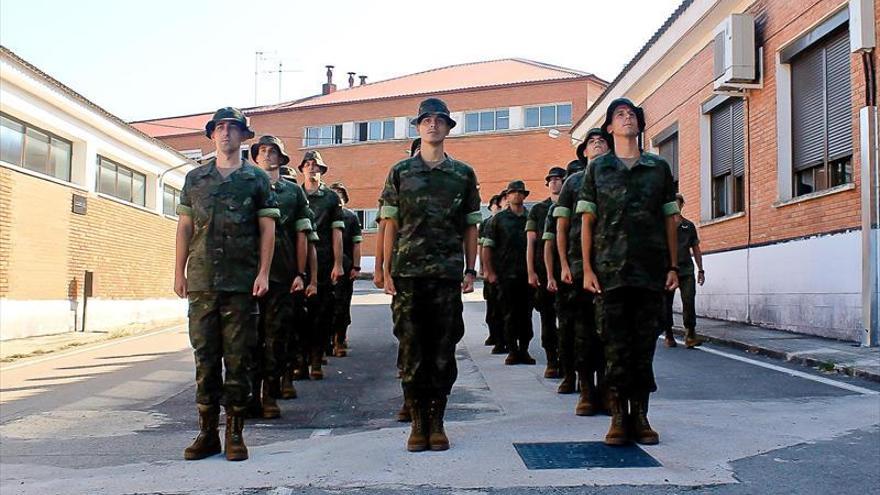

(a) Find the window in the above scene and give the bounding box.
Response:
[357,119,395,142]
[524,103,572,128]
[407,118,419,138]
[657,133,679,192]
[304,124,343,147]
[96,156,147,206]
[0,113,71,182]
[354,208,379,232]
[710,98,745,218]
[463,109,510,133]
[790,27,852,196]
[163,185,181,216]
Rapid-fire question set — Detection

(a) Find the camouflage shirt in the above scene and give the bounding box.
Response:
[676,218,699,276]
[269,178,312,284]
[177,159,280,293]
[526,197,553,279]
[483,207,529,280]
[380,154,482,280]
[541,204,561,280]
[341,207,363,272]
[553,170,586,279]
[478,214,494,246]
[576,152,680,292]
[304,183,344,283]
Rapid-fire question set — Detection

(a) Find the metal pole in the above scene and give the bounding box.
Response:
[861,105,879,347]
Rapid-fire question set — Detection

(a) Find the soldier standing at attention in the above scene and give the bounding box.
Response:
[480,191,508,355]
[483,180,536,366]
[527,167,566,378]
[175,107,279,461]
[577,99,680,446]
[329,182,363,357]
[662,193,705,349]
[381,98,481,452]
[249,136,311,418]
[298,150,345,380]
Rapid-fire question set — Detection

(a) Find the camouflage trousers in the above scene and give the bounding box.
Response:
[187,291,258,412]
[392,277,464,398]
[285,291,309,371]
[254,282,294,397]
[483,281,504,345]
[555,279,602,379]
[664,273,697,333]
[596,287,663,396]
[332,277,355,342]
[305,282,336,362]
[533,281,558,353]
[498,278,534,352]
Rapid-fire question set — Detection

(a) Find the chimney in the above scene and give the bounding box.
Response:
[322,65,337,95]
[359,75,368,86]
[347,72,356,89]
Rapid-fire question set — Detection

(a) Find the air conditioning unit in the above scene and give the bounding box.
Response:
[713,14,757,90]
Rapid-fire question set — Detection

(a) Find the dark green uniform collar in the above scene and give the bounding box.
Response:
[304,182,329,196]
[411,153,454,173]
[609,151,657,168]
[196,158,261,179]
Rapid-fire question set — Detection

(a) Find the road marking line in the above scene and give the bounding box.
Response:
[0,324,187,372]
[682,340,879,395]
[310,429,332,438]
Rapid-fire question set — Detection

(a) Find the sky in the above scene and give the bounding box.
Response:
[0,0,683,122]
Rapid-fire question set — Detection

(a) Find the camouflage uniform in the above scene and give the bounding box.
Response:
[177,158,280,413]
[479,214,504,350]
[484,204,534,360]
[380,154,482,398]
[576,151,679,397]
[664,218,699,333]
[332,206,363,345]
[526,197,558,361]
[253,178,311,402]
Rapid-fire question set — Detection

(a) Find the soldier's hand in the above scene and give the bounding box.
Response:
[547,278,558,293]
[665,271,679,292]
[561,266,573,285]
[253,273,269,297]
[462,273,475,294]
[373,271,385,289]
[349,268,360,281]
[384,275,397,296]
[174,274,187,299]
[698,271,705,286]
[528,271,539,288]
[306,283,318,298]
[331,264,344,284]
[486,272,498,284]
[583,270,602,294]
[290,276,305,293]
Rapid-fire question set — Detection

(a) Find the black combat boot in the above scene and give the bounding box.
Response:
[183,405,221,460]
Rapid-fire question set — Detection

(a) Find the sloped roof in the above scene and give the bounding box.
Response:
[132,58,603,138]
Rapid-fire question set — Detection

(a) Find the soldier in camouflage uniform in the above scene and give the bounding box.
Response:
[175,107,280,462]
[299,150,345,380]
[329,182,363,357]
[577,98,680,446]
[527,167,565,378]
[552,131,611,418]
[483,180,536,366]
[479,193,507,354]
[662,193,705,349]
[248,136,312,418]
[381,98,481,452]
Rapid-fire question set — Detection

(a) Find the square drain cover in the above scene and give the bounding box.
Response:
[513,441,661,469]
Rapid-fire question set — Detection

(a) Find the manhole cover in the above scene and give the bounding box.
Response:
[513,441,661,469]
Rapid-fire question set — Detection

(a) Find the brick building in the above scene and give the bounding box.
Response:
[0,46,194,340]
[571,0,878,343]
[133,59,608,267]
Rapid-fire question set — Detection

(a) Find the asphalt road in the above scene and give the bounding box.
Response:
[1,282,878,494]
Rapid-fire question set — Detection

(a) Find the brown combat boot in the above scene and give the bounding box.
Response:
[685,328,702,348]
[575,372,597,416]
[557,372,576,394]
[519,343,536,365]
[333,334,347,357]
[310,352,324,380]
[504,352,520,365]
[406,399,428,452]
[427,397,450,451]
[280,370,298,399]
[630,393,660,445]
[261,380,281,419]
[543,350,560,379]
[183,405,221,460]
[491,343,507,355]
[396,399,412,422]
[664,329,677,348]
[224,412,249,461]
[604,391,629,446]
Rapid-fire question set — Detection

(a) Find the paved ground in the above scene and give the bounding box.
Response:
[1,282,878,494]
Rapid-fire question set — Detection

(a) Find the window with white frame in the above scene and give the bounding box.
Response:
[356,119,395,142]
[163,185,181,216]
[97,156,147,206]
[464,108,510,133]
[709,98,745,218]
[1,112,72,182]
[524,103,572,128]
[354,208,379,232]
[305,124,343,147]
[407,118,419,138]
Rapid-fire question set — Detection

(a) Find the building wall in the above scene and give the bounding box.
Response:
[645,0,871,340]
